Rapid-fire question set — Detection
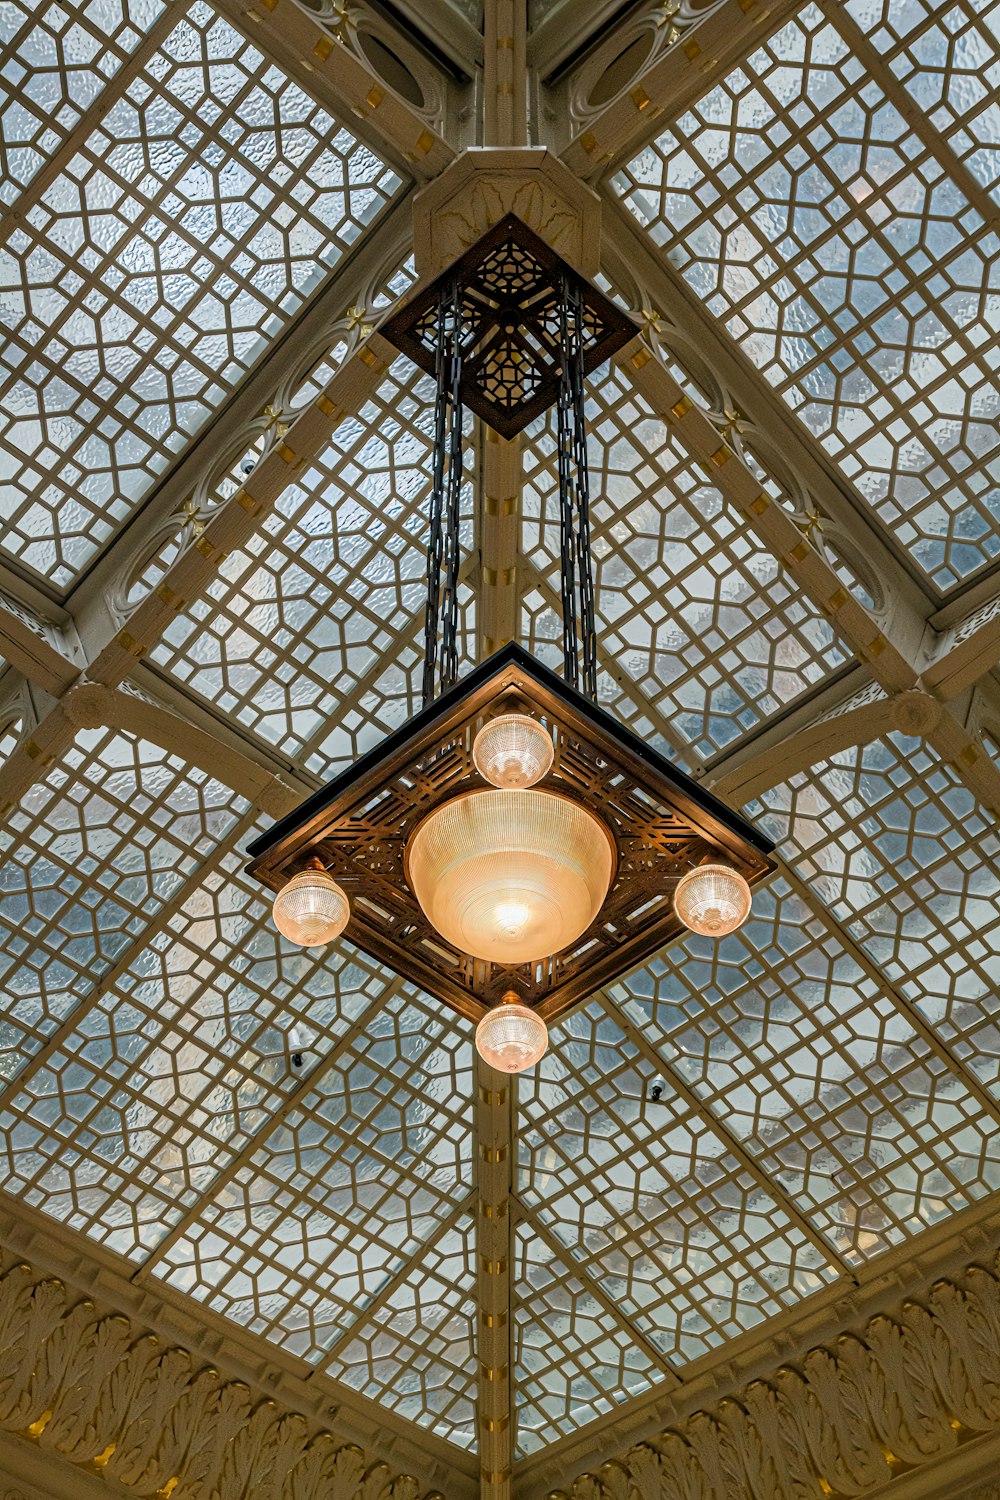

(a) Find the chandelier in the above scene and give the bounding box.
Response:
[248,215,774,1073]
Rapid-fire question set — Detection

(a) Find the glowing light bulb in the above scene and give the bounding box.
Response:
[674,863,752,937]
[476,993,548,1073]
[473,714,553,789]
[272,869,350,947]
[406,789,614,964]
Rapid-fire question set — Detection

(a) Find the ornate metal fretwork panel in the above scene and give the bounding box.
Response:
[380,215,637,438]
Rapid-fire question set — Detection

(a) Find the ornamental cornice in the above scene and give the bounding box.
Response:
[0,1236,461,1500]
[544,1243,1000,1500]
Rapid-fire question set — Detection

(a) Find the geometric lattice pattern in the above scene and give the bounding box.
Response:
[152,354,473,772]
[0,1,402,588]
[614,3,1000,591]
[524,363,851,759]
[752,734,1000,1093]
[4,0,1000,1484]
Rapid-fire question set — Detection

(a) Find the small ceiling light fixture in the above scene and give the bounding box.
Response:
[272,866,350,947]
[476,992,548,1074]
[247,214,774,1072]
[473,712,554,789]
[674,863,753,937]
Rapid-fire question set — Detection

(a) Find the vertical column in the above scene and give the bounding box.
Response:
[476,1055,514,1500]
[484,0,528,148]
[478,429,522,657]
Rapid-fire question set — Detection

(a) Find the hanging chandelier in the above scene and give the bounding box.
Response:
[248,215,774,1073]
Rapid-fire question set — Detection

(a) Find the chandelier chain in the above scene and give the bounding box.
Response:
[557,274,598,700]
[423,269,598,705]
[422,279,465,707]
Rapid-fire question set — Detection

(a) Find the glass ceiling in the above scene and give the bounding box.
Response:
[613,0,1000,594]
[0,0,403,590]
[1,0,999,1479]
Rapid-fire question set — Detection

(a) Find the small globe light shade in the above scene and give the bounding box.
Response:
[674,863,752,937]
[476,993,548,1073]
[473,713,553,789]
[273,869,350,947]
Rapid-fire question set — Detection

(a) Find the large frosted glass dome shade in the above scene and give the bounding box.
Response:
[406,788,614,964]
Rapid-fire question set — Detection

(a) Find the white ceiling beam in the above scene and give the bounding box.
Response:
[484,0,528,148]
[66,192,414,659]
[476,1056,516,1500]
[922,593,1000,703]
[0,318,399,816]
[388,0,484,72]
[478,431,523,657]
[558,0,805,179]
[600,210,934,661]
[213,0,456,180]
[617,332,922,692]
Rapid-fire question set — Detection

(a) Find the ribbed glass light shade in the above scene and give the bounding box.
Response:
[407,788,613,964]
[476,994,548,1073]
[272,870,350,947]
[473,713,553,789]
[674,863,752,936]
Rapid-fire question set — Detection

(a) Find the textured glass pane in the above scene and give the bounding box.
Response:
[0,1,402,587]
[524,363,850,760]
[153,354,475,771]
[518,1002,836,1363]
[751,734,1000,1093]
[850,0,1000,202]
[0,0,166,205]
[0,846,395,1259]
[613,5,1000,589]
[513,1218,659,1456]
[612,876,1000,1263]
[326,1212,478,1448]
[156,991,474,1361]
[0,727,245,1084]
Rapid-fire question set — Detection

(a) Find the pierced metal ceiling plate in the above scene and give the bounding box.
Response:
[246,644,774,1026]
[378,213,638,438]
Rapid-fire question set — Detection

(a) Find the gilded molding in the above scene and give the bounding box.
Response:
[0,1259,441,1500]
[547,1246,1000,1500]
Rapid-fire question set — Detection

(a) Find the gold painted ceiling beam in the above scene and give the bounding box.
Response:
[475,1056,515,1500]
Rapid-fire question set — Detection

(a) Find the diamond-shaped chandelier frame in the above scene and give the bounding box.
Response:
[246,644,775,1025]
